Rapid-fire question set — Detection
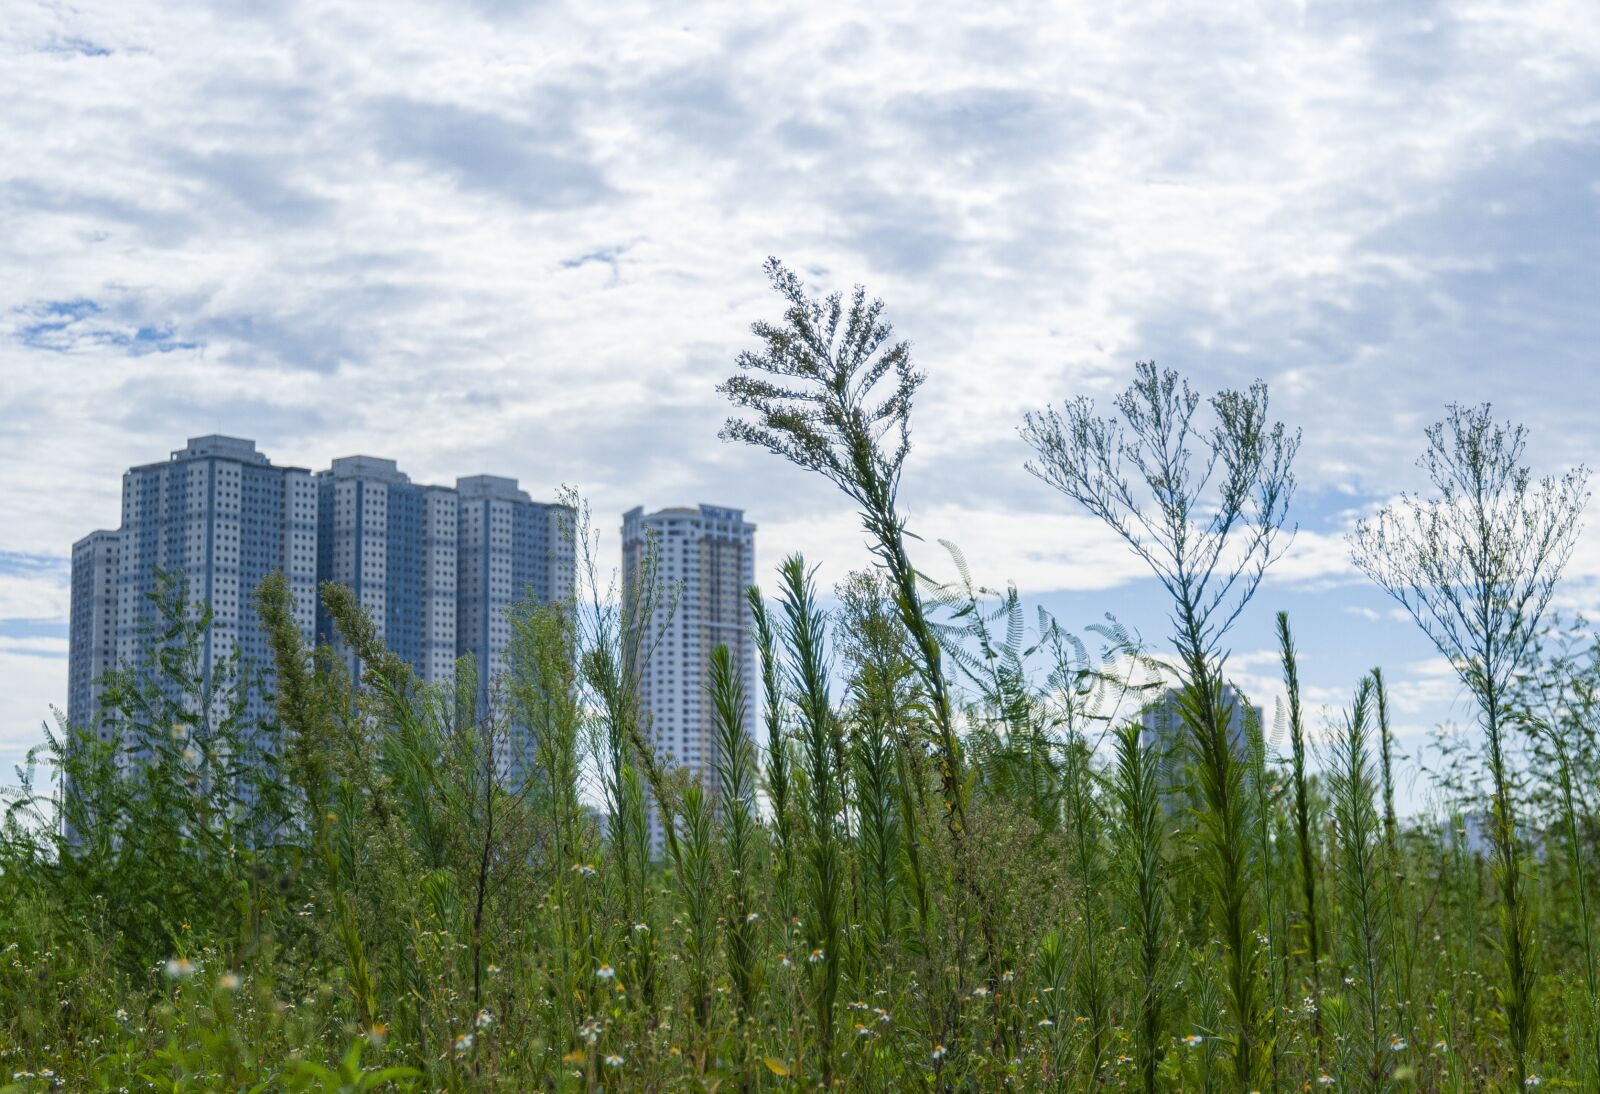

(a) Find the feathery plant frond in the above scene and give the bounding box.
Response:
[749,587,798,930]
[836,569,917,961]
[721,258,968,844]
[777,554,844,1084]
[570,490,677,1014]
[1109,720,1171,1094]
[709,643,764,1029]
[1021,363,1300,666]
[1243,694,1289,1090]
[1277,611,1325,1064]
[1327,676,1393,1091]
[1512,621,1600,1089]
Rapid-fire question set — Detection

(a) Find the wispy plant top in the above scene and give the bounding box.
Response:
[1020,362,1301,660]
[718,257,922,510]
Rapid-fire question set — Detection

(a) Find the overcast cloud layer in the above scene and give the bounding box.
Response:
[3,0,1598,805]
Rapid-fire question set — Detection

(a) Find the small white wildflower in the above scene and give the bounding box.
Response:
[218,972,240,991]
[605,1054,624,1068]
[1389,1037,1406,1052]
[163,957,196,980]
[931,1043,947,1061]
[745,911,759,923]
[454,1032,474,1053]
[808,948,825,964]
[595,964,616,980]
[1525,1079,1541,1088]
[1183,1034,1203,1047]
[1038,1018,1055,1028]
[1318,1075,1335,1086]
[475,1009,494,1029]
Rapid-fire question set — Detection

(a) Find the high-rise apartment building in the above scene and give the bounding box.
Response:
[622,504,757,846]
[113,436,319,732]
[1138,682,1265,790]
[67,529,122,743]
[315,456,459,685]
[456,475,574,720]
[67,438,575,826]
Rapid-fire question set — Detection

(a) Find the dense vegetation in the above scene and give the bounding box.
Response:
[2,262,1596,1091]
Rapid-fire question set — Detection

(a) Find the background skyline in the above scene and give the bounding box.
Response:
[4,1,1599,813]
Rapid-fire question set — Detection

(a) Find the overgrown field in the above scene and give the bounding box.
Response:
[2,265,1596,1091]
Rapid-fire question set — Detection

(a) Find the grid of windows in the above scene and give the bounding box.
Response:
[68,438,577,829]
[621,504,758,852]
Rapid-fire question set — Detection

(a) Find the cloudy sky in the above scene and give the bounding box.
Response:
[3,0,1598,810]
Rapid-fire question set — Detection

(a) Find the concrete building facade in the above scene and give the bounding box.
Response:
[622,504,757,846]
[113,436,319,732]
[456,475,574,719]
[67,438,575,821]
[67,529,123,744]
[315,456,459,685]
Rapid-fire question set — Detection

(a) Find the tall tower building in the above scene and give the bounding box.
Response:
[456,475,575,720]
[315,456,458,684]
[1138,682,1265,792]
[622,504,757,846]
[66,437,576,833]
[115,436,318,732]
[67,529,122,744]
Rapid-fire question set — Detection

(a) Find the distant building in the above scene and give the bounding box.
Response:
[622,504,758,849]
[67,529,122,746]
[114,436,319,734]
[1139,682,1265,788]
[456,475,574,720]
[66,436,574,831]
[315,456,459,685]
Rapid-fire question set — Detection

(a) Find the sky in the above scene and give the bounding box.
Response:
[2,0,1598,814]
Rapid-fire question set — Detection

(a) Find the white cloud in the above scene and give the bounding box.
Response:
[1,0,1596,801]
[0,649,66,777]
[0,636,68,656]
[0,564,70,623]
[759,502,1154,600]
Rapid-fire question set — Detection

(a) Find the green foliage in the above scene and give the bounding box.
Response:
[8,352,1600,1093]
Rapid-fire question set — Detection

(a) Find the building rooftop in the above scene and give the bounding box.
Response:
[625,503,752,525]
[457,474,532,503]
[171,435,269,465]
[321,455,412,484]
